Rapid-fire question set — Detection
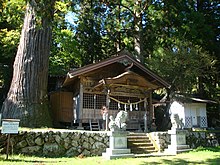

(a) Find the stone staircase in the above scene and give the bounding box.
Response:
[127,133,158,154]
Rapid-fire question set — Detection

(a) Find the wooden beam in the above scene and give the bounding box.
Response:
[109,83,150,90]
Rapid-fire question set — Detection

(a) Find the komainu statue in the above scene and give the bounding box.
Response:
[108,110,128,131]
[171,113,184,129]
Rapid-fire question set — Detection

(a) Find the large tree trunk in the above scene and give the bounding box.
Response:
[134,1,144,64]
[1,0,55,127]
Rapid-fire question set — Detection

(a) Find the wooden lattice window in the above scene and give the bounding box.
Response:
[83,93,145,111]
[83,93,94,109]
[83,93,106,109]
[96,94,106,109]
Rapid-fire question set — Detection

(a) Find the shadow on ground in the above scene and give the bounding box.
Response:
[139,157,220,165]
[0,157,66,164]
[139,147,220,165]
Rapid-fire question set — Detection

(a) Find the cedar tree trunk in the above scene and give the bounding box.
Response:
[134,1,144,64]
[1,0,55,127]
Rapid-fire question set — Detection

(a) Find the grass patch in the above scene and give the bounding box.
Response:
[0,147,220,165]
[194,146,220,152]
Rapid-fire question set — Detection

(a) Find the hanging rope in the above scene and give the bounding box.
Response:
[109,96,145,105]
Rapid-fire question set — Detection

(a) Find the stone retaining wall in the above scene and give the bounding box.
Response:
[149,130,220,152]
[1,129,219,157]
[186,130,220,148]
[0,130,109,157]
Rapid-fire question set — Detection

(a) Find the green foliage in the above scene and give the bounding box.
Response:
[0,29,20,60]
[0,0,25,103]
[144,0,219,99]
[50,29,81,75]
[0,0,25,63]
[149,40,216,93]
[0,0,219,102]
[0,0,25,29]
[72,0,114,65]
[49,1,81,75]
[194,146,220,152]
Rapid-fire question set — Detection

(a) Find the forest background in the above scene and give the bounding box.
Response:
[0,0,219,127]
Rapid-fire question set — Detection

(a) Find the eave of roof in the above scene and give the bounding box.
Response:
[63,53,170,88]
[190,98,217,104]
[173,94,218,104]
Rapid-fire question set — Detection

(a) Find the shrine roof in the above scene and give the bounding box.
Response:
[63,51,170,89]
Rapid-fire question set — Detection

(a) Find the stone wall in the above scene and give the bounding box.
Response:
[186,130,220,148]
[0,130,109,157]
[150,130,220,152]
[1,129,219,157]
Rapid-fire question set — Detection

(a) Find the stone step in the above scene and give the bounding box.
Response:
[164,144,192,155]
[130,148,157,154]
[127,133,157,154]
[128,143,155,148]
[177,148,192,154]
[128,139,151,143]
[129,133,148,136]
[106,148,131,155]
[128,147,155,151]
[128,142,153,146]
[128,136,149,139]
[128,144,154,149]
[177,145,191,150]
[128,135,150,138]
[102,152,135,160]
[128,137,151,142]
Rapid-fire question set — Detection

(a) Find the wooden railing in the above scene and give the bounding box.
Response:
[82,109,146,130]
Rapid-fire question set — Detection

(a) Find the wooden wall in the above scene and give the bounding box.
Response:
[50,91,73,126]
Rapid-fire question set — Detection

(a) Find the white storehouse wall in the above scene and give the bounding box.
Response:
[169,101,207,128]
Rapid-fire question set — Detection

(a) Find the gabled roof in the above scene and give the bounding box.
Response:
[63,52,170,89]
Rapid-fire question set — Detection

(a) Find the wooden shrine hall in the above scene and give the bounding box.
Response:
[50,52,170,130]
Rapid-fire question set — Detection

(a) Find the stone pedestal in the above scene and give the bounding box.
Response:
[164,129,191,155]
[102,131,134,160]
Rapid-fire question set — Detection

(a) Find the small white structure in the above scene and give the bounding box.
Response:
[169,98,211,128]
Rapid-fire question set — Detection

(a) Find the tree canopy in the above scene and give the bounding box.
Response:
[54,0,219,100]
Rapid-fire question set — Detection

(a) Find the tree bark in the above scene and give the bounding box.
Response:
[1,0,55,127]
[134,1,144,64]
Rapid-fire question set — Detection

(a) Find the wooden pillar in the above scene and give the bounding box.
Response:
[77,82,84,129]
[106,89,110,107]
[149,90,157,131]
[105,89,110,131]
[144,97,148,132]
[149,90,153,121]
[94,94,96,119]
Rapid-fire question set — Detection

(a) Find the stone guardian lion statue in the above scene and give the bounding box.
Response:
[171,113,184,129]
[108,110,128,131]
